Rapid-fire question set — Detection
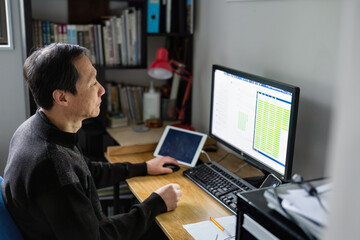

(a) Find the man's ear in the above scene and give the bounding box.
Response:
[52,89,68,106]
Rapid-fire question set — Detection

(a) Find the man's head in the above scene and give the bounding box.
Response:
[23,43,86,110]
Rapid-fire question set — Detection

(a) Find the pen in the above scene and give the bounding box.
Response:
[210,217,232,237]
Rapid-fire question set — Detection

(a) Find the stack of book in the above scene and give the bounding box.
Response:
[32,7,142,67]
[106,82,145,126]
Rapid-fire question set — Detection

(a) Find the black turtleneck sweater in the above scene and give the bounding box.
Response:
[1,110,167,240]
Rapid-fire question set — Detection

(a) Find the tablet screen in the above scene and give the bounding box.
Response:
[154,126,208,167]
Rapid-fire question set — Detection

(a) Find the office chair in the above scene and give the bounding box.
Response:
[0,176,24,240]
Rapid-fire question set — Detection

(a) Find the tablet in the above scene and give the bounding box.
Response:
[154,126,208,167]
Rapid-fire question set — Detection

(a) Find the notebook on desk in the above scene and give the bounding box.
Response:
[153,125,208,167]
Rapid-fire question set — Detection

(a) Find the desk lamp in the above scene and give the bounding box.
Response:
[147,48,193,124]
[144,48,173,122]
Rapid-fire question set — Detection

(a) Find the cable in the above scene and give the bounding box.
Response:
[200,150,212,162]
[292,174,328,213]
[217,152,230,163]
[314,194,328,213]
[234,162,248,173]
[292,174,317,196]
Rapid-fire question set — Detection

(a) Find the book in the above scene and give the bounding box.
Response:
[123,8,132,65]
[94,24,104,65]
[147,0,160,33]
[115,17,123,65]
[186,0,194,34]
[102,23,110,66]
[136,9,142,65]
[83,25,92,60]
[120,13,128,65]
[106,20,115,66]
[67,24,77,45]
[58,23,67,43]
[128,8,138,65]
[41,20,51,46]
[118,85,130,121]
[110,16,120,65]
[93,24,101,65]
[106,113,128,128]
[133,86,143,122]
[50,22,55,43]
[33,19,42,47]
[126,86,137,122]
[166,0,172,33]
[88,24,97,64]
[110,84,120,113]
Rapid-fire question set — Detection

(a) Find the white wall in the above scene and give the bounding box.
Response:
[192,0,341,180]
[0,0,27,174]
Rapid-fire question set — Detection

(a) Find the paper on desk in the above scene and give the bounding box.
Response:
[183,215,236,240]
[279,183,331,226]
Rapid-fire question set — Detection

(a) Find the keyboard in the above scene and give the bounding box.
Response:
[183,161,255,214]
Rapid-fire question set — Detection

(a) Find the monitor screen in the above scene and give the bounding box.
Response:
[209,65,300,181]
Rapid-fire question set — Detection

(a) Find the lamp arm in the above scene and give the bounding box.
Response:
[167,59,193,122]
[169,60,192,79]
[178,75,193,122]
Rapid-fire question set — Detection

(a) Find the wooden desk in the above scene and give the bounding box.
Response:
[106,125,264,239]
[107,151,233,240]
[106,145,264,240]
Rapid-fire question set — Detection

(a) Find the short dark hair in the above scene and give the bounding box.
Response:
[23,43,86,110]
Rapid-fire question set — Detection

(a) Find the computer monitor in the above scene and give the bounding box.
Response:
[209,65,300,181]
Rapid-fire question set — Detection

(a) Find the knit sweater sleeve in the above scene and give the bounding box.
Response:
[87,159,147,189]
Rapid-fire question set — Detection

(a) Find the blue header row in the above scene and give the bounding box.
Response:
[224,72,292,96]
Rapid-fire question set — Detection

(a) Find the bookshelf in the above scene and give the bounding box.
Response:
[23,0,194,159]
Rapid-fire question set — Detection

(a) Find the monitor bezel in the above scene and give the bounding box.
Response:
[209,65,300,181]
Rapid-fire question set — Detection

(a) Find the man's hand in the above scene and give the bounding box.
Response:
[146,156,179,175]
[155,184,182,211]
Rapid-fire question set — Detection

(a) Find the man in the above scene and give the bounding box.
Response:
[1,43,182,239]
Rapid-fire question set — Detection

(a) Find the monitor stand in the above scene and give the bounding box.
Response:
[243,175,267,188]
[244,172,283,189]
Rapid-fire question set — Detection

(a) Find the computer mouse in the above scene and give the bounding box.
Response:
[163,164,180,172]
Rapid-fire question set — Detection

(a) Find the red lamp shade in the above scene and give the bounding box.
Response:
[148,48,173,80]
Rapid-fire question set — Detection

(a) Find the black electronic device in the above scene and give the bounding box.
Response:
[209,65,300,182]
[259,173,282,188]
[163,163,180,172]
[183,65,300,215]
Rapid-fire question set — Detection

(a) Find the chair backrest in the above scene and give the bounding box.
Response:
[0,176,24,240]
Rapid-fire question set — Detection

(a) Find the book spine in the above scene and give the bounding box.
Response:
[186,0,194,34]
